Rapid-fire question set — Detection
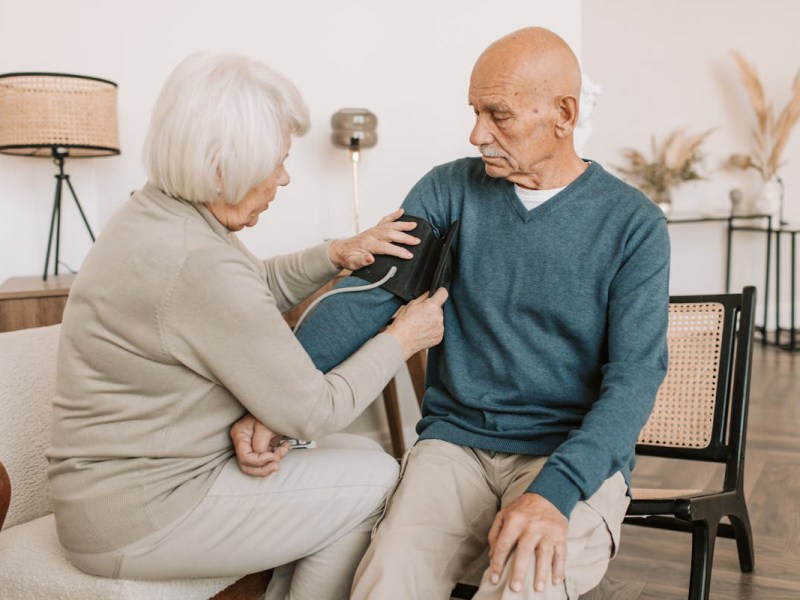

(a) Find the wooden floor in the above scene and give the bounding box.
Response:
[588,342,800,599]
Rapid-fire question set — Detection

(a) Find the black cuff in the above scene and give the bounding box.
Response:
[353,214,459,303]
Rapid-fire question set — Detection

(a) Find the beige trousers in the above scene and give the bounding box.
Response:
[351,439,629,600]
[66,434,399,600]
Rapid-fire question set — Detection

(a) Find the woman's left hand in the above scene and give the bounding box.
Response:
[328,208,420,271]
[230,413,290,477]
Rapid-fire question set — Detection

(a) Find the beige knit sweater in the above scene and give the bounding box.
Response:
[46,184,404,554]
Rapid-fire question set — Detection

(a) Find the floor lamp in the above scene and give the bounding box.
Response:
[331,108,378,233]
[0,72,120,280]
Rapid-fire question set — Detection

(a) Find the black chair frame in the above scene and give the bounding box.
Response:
[624,286,757,600]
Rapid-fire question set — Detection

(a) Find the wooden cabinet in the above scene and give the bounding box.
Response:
[0,274,76,332]
[0,272,329,333]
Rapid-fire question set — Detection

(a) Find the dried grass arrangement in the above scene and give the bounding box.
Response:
[727,51,800,180]
[616,127,715,205]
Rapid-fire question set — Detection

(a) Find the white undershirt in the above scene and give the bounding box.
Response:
[514,184,566,211]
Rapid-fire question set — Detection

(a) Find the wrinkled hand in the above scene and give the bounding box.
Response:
[230,413,290,477]
[385,288,448,359]
[328,208,420,271]
[486,493,569,594]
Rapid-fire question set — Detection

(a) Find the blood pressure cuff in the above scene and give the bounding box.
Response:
[353,215,459,303]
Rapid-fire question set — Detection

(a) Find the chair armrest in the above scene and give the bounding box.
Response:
[0,461,10,530]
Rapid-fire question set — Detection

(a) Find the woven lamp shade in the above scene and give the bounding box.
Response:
[0,72,120,157]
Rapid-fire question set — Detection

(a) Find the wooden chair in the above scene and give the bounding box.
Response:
[383,347,428,455]
[625,286,757,600]
[0,325,269,599]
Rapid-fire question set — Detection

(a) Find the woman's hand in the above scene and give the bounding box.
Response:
[385,288,448,359]
[230,413,290,477]
[328,208,420,271]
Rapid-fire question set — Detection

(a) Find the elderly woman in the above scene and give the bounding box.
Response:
[46,53,446,599]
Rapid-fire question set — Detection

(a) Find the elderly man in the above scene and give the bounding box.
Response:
[236,26,669,599]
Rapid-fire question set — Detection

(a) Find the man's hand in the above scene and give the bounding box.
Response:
[230,413,290,477]
[486,492,569,594]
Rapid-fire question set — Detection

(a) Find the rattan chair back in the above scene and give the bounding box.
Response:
[638,301,725,450]
[635,291,750,463]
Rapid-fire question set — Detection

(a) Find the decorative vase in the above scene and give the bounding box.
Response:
[753,176,783,223]
[729,188,744,216]
[650,188,672,216]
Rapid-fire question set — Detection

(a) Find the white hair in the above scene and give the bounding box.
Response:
[143,52,309,205]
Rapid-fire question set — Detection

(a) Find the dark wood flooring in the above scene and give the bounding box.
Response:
[587,343,800,599]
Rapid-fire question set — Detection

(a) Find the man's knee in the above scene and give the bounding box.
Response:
[474,549,569,600]
[474,484,624,600]
[474,537,610,600]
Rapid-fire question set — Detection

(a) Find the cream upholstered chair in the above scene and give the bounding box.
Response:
[0,324,269,600]
[625,286,757,600]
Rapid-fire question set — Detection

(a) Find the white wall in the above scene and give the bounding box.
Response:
[583,0,800,329]
[8,0,795,445]
[0,0,581,281]
[0,0,581,448]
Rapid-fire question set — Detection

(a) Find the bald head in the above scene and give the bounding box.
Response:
[473,27,581,101]
[467,27,586,189]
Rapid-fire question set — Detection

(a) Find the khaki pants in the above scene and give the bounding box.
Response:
[352,439,629,600]
[66,434,399,600]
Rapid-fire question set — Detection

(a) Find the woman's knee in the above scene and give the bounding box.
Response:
[315,434,399,489]
[317,432,385,452]
[356,448,400,492]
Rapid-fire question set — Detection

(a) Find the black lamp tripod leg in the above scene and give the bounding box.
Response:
[42,150,98,280]
[43,176,64,281]
[64,175,96,241]
[55,181,62,276]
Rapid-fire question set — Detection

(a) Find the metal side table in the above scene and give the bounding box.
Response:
[774,224,800,350]
[727,215,774,346]
[667,213,773,345]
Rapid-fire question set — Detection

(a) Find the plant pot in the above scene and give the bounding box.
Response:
[753,176,783,222]
[650,188,672,216]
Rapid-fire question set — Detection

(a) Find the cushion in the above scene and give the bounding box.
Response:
[0,325,60,528]
[0,514,239,599]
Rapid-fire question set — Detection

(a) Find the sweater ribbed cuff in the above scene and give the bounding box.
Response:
[311,240,342,278]
[526,466,583,519]
[368,331,406,368]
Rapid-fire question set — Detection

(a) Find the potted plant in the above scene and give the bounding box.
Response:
[616,127,715,214]
[726,51,800,223]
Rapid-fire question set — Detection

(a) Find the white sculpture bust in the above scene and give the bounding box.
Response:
[574,73,602,156]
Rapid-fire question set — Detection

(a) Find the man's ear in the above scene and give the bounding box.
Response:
[554,95,579,139]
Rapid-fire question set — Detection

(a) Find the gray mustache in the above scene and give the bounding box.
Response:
[479,145,506,158]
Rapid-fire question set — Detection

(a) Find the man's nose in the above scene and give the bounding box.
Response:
[469,115,493,147]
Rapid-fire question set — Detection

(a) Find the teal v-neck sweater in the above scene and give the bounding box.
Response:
[296,157,669,518]
[404,158,669,517]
